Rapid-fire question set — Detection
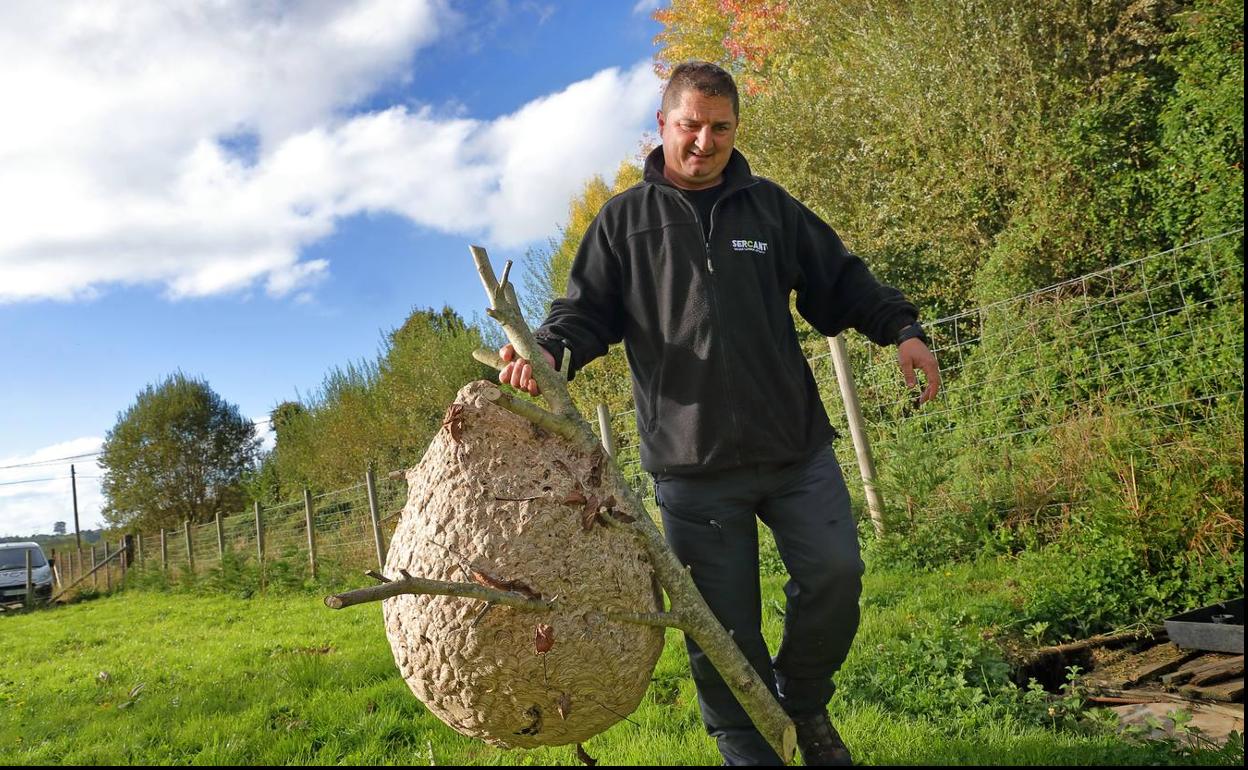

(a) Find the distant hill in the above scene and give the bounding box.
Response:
[0,530,104,550]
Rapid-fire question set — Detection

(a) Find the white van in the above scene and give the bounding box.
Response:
[0,542,54,604]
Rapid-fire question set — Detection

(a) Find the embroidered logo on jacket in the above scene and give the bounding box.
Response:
[731,239,769,254]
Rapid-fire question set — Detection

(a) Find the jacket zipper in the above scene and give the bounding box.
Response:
[704,196,746,465]
[673,191,747,466]
[665,180,758,468]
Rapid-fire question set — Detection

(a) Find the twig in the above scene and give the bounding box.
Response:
[478,385,590,447]
[324,573,556,611]
[604,610,690,632]
[470,245,577,418]
[473,348,505,371]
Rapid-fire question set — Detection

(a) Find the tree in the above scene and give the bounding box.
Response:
[653,0,1232,314]
[53,521,66,536]
[100,373,260,531]
[259,307,491,499]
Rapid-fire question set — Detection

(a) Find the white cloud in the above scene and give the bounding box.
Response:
[0,438,105,537]
[0,417,278,537]
[632,0,664,15]
[0,0,662,304]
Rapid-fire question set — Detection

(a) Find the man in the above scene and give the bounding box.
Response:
[499,61,940,766]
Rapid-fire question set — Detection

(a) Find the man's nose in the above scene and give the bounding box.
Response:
[696,126,715,150]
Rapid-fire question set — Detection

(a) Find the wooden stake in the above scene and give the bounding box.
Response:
[184,521,195,574]
[366,468,386,570]
[304,488,318,581]
[254,500,265,565]
[827,334,885,536]
[596,403,616,458]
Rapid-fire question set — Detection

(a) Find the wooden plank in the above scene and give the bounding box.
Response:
[1125,647,1203,686]
[1189,656,1245,687]
[1181,677,1244,703]
[1162,654,1225,685]
[1167,655,1244,686]
[1087,687,1191,705]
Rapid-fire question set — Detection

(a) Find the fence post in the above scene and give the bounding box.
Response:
[254,501,266,592]
[304,488,318,580]
[254,501,265,565]
[827,334,886,537]
[91,545,98,588]
[25,549,33,609]
[366,468,386,570]
[215,511,225,559]
[596,403,617,458]
[121,534,134,583]
[50,548,59,589]
[160,529,168,572]
[136,533,144,566]
[72,464,82,587]
[104,540,112,592]
[184,520,195,575]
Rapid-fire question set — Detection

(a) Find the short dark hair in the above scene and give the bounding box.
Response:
[661,61,739,118]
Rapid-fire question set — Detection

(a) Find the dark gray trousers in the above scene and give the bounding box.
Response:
[653,444,864,766]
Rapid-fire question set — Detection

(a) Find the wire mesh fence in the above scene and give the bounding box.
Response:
[608,230,1245,540]
[56,469,412,599]
[55,231,1243,599]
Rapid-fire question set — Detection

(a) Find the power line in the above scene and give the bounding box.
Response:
[0,452,102,471]
[1,417,268,473]
[0,476,71,487]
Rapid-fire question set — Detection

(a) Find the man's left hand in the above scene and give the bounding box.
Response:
[898,338,941,405]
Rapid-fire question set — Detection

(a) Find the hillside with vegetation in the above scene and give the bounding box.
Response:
[89,0,1241,644]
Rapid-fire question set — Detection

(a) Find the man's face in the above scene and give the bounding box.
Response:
[657,89,738,190]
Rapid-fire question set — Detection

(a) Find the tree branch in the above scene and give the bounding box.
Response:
[474,384,593,447]
[324,573,556,611]
[463,245,797,763]
[470,246,578,418]
[604,610,690,632]
[473,347,505,371]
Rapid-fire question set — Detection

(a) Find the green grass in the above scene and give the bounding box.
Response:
[0,559,1240,766]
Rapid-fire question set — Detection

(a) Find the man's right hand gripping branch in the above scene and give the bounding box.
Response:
[497,343,556,397]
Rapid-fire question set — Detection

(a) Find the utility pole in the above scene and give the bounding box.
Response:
[72,464,82,576]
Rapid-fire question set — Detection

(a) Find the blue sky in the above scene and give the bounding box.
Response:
[0,1,668,535]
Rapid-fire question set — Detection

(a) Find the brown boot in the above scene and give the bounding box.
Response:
[793,712,853,766]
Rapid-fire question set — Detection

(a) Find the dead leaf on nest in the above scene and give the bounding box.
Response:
[535,623,555,654]
[442,403,466,442]
[469,568,542,601]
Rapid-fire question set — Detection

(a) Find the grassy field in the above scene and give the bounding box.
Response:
[0,560,1240,766]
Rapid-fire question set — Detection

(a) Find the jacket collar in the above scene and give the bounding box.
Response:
[643,145,756,195]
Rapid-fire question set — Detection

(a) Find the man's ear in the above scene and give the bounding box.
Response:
[656,109,665,132]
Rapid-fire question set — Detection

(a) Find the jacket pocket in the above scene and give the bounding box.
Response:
[640,365,662,434]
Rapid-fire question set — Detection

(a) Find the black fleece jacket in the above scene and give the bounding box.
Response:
[535,146,917,475]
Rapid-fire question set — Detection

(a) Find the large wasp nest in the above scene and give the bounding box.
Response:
[382,381,664,748]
